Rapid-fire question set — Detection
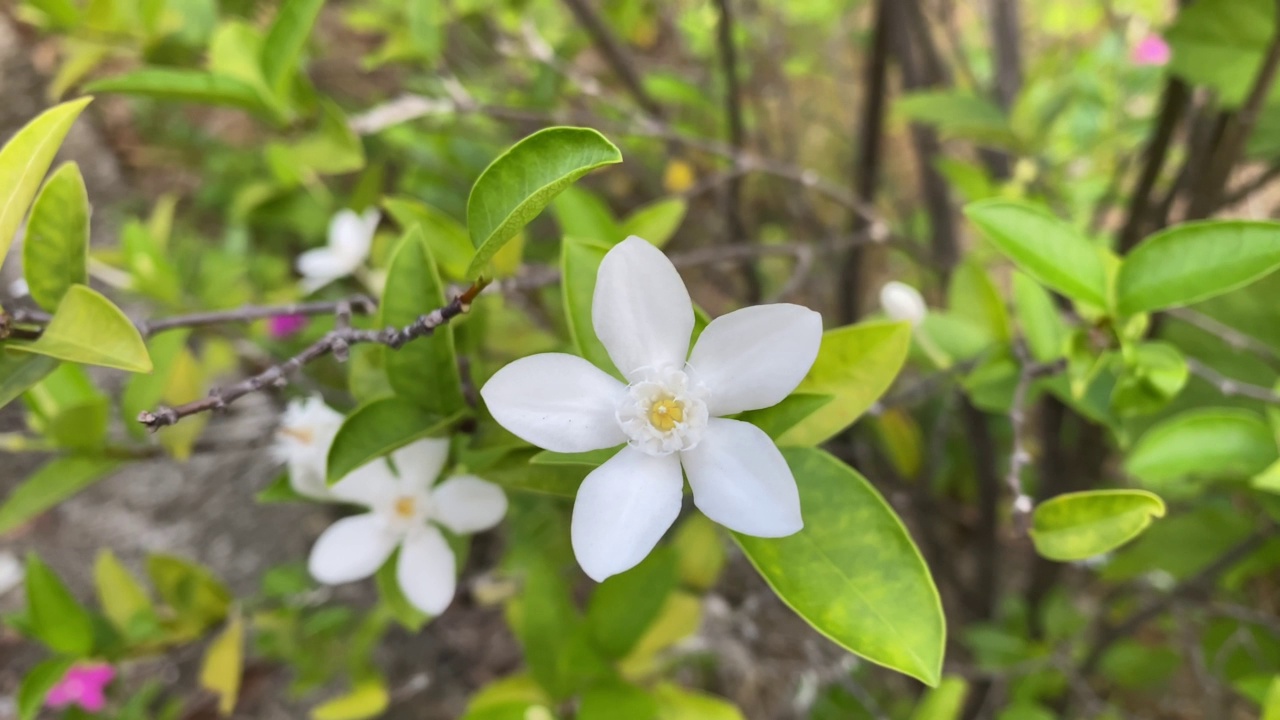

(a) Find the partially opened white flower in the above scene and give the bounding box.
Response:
[296,208,380,294]
[879,281,927,326]
[480,236,823,581]
[273,396,345,500]
[308,438,508,615]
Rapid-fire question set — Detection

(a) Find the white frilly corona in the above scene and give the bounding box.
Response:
[879,281,927,326]
[307,438,508,615]
[296,208,380,294]
[273,396,345,500]
[480,236,823,581]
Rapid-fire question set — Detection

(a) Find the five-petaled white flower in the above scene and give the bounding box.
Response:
[273,396,345,501]
[879,281,927,326]
[308,438,508,615]
[480,237,823,581]
[297,208,380,294]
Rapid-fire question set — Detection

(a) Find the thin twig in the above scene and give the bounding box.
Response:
[137,281,489,430]
[1169,307,1280,367]
[1186,357,1280,404]
[1118,78,1189,252]
[1006,345,1065,529]
[558,0,663,118]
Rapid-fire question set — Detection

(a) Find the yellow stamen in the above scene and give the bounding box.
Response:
[278,426,314,444]
[394,497,416,518]
[648,397,685,432]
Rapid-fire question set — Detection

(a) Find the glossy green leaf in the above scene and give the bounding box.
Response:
[652,682,744,720]
[23,162,89,310]
[1030,490,1167,562]
[738,393,834,440]
[199,610,244,715]
[17,657,76,720]
[908,676,969,720]
[1166,0,1272,106]
[86,70,274,116]
[383,197,474,279]
[381,229,465,415]
[326,397,458,484]
[95,549,155,635]
[580,681,658,720]
[1116,220,1280,315]
[260,0,325,96]
[776,321,911,446]
[0,97,91,268]
[311,679,391,720]
[9,284,152,372]
[0,456,120,533]
[561,235,620,376]
[466,127,622,278]
[1125,408,1278,488]
[26,553,95,655]
[735,448,944,686]
[964,200,1109,308]
[620,198,687,248]
[0,351,58,409]
[1011,272,1067,362]
[587,547,677,658]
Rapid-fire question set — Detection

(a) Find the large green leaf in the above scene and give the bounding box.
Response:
[0,97,91,268]
[260,0,325,96]
[735,448,944,686]
[1125,408,1278,488]
[0,456,120,533]
[773,321,911,446]
[326,397,458,484]
[381,229,465,415]
[8,284,152,372]
[1012,272,1067,362]
[580,681,659,720]
[1264,675,1280,720]
[1116,220,1280,315]
[1029,490,1166,562]
[0,350,58,409]
[561,235,619,376]
[17,657,76,720]
[1166,0,1272,107]
[586,547,677,659]
[26,553,95,655]
[963,200,1109,309]
[620,197,687,248]
[147,554,232,635]
[86,69,275,117]
[466,127,622,278]
[382,197,474,279]
[23,162,89,311]
[95,549,156,636]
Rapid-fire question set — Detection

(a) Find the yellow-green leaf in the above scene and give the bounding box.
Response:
[23,162,89,310]
[311,679,390,720]
[908,676,969,720]
[9,284,152,372]
[199,610,244,716]
[1030,490,1166,562]
[95,549,154,634]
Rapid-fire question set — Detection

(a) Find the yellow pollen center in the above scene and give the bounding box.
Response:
[648,397,685,432]
[394,497,416,518]
[279,426,314,444]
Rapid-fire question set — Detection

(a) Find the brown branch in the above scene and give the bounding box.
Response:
[1005,346,1065,531]
[137,281,489,430]
[1118,79,1190,252]
[559,0,663,118]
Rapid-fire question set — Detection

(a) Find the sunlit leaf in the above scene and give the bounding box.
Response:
[260,0,325,96]
[1125,408,1277,489]
[311,679,390,720]
[86,70,276,117]
[1030,490,1166,561]
[620,198,687,248]
[95,549,155,635]
[23,162,89,310]
[0,456,119,533]
[199,610,244,716]
[9,284,152,372]
[561,235,619,376]
[907,676,969,720]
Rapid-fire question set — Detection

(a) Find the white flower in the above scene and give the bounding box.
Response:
[0,551,23,597]
[273,396,345,500]
[308,438,508,615]
[480,236,822,581]
[879,281,927,326]
[296,208,380,294]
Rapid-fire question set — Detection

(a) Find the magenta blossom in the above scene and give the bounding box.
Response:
[268,313,308,338]
[1131,35,1170,66]
[46,664,115,713]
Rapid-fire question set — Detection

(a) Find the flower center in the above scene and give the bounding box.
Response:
[394,496,417,519]
[617,365,709,456]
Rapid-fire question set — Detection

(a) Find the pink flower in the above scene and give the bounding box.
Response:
[46,664,115,713]
[268,313,308,338]
[1132,35,1170,66]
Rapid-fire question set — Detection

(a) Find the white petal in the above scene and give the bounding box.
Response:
[287,462,333,501]
[360,207,382,240]
[431,475,508,534]
[592,236,694,380]
[571,446,683,581]
[328,209,374,259]
[296,248,354,282]
[308,514,397,584]
[397,526,456,615]
[688,304,823,416]
[390,438,452,490]
[480,353,628,452]
[880,281,927,326]
[681,418,802,537]
[330,459,401,508]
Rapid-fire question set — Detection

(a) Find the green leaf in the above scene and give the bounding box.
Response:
[620,197,687,248]
[0,456,120,533]
[23,362,109,450]
[1125,408,1278,488]
[652,683,744,720]
[553,186,620,243]
[461,674,550,720]
[0,97,91,269]
[896,91,1018,148]
[1030,490,1167,562]
[775,321,911,446]
[23,162,89,310]
[147,554,232,634]
[86,70,274,117]
[1110,341,1188,417]
[586,547,677,658]
[530,447,618,467]
[671,514,725,592]
[382,197,473,279]
[561,235,620,375]
[0,351,58,409]
[311,679,391,720]
[949,259,1011,343]
[199,610,244,715]
[1115,220,1280,315]
[735,448,944,686]
[326,397,458,484]
[1263,675,1280,720]
[120,330,191,439]
[737,393,834,440]
[1012,272,1067,362]
[95,549,155,635]
[260,0,325,96]
[17,657,76,720]
[908,676,969,720]
[8,284,152,372]
[485,449,594,497]
[963,200,1109,309]
[580,681,658,720]
[466,127,622,278]
[1166,0,1273,107]
[26,553,95,655]
[381,229,466,415]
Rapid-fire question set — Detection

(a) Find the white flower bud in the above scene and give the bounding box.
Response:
[880,281,927,326]
[0,551,24,597]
